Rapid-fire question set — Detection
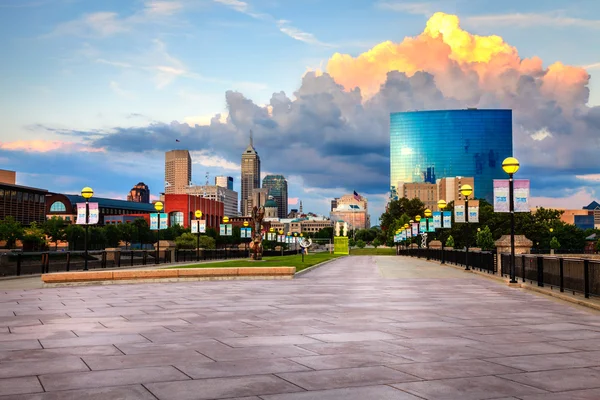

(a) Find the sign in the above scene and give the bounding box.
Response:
[428,218,435,232]
[443,211,452,229]
[468,200,480,223]
[419,219,426,234]
[88,203,99,225]
[493,180,510,212]
[278,234,284,242]
[514,179,530,212]
[433,212,442,229]
[412,223,419,236]
[219,224,232,236]
[454,201,466,223]
[150,213,168,230]
[191,220,206,234]
[76,203,86,225]
[240,227,251,238]
[334,236,349,255]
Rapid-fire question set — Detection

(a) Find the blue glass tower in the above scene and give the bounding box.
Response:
[390,109,513,202]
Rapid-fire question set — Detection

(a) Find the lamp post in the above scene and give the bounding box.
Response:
[154,201,163,264]
[438,199,447,265]
[404,223,409,250]
[293,232,298,253]
[81,186,94,271]
[424,209,432,259]
[460,184,473,271]
[415,215,422,250]
[244,221,249,254]
[502,157,520,283]
[279,229,284,255]
[549,228,554,254]
[195,210,202,262]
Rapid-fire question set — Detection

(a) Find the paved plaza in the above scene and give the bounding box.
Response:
[1,256,600,399]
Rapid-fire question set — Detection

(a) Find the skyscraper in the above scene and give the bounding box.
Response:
[215,176,234,190]
[241,131,261,215]
[165,150,192,194]
[127,182,150,203]
[390,109,512,202]
[262,175,288,219]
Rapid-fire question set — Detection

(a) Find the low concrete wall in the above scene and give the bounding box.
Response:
[42,267,296,286]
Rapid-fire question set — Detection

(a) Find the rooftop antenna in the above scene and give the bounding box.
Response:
[249,129,253,147]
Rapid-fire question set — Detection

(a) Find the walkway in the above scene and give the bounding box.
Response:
[1,256,600,399]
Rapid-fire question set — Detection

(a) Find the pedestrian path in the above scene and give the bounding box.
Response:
[1,256,600,399]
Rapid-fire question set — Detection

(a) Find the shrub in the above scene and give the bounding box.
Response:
[550,236,561,250]
[356,239,366,248]
[445,235,455,248]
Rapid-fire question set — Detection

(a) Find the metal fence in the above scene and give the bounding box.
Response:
[397,248,497,274]
[500,254,600,298]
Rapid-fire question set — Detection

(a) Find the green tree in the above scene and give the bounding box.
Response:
[22,222,46,251]
[595,239,600,253]
[356,239,366,248]
[117,223,136,249]
[65,224,85,250]
[103,224,121,248]
[315,227,333,239]
[0,216,24,249]
[550,236,561,250]
[43,216,66,250]
[133,218,152,246]
[89,227,106,250]
[372,238,381,249]
[446,235,455,248]
[476,226,495,251]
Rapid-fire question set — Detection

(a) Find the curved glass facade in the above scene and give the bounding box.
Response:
[390,109,513,202]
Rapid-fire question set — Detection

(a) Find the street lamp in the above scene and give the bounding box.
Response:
[195,210,202,261]
[502,156,520,283]
[404,223,409,250]
[154,201,164,264]
[81,186,94,271]
[460,184,473,271]
[438,199,447,264]
[279,229,284,255]
[424,209,432,259]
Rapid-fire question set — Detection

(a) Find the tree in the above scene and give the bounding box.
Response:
[356,239,366,248]
[550,236,561,250]
[349,238,356,247]
[446,235,455,248]
[315,227,333,239]
[0,216,23,249]
[103,224,121,248]
[117,223,136,249]
[65,224,85,250]
[595,239,600,253]
[22,222,46,251]
[43,216,66,250]
[476,226,495,251]
[133,218,152,246]
[372,238,381,249]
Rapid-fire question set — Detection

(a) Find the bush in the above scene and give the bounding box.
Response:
[175,233,216,249]
[476,226,495,251]
[372,238,381,249]
[349,238,356,248]
[550,236,561,250]
[356,239,366,248]
[445,235,455,248]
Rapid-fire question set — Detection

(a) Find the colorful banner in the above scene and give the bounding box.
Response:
[427,218,435,232]
[278,234,284,242]
[493,180,510,212]
[454,201,466,223]
[219,224,232,236]
[443,211,452,228]
[514,179,530,213]
[468,200,480,223]
[412,223,419,236]
[88,202,99,225]
[433,212,442,229]
[150,213,168,230]
[191,220,206,234]
[76,203,87,225]
[419,219,426,234]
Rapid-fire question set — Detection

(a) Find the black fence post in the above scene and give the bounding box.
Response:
[66,252,71,272]
[40,253,46,274]
[584,259,590,299]
[130,251,134,267]
[521,255,526,283]
[559,257,564,293]
[117,251,121,268]
[16,253,21,276]
[537,256,544,287]
[101,251,107,268]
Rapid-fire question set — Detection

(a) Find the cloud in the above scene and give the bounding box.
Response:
[276,20,333,47]
[109,81,136,100]
[32,12,600,216]
[144,1,183,16]
[464,12,600,29]
[376,1,434,16]
[288,197,299,205]
[190,150,240,171]
[0,140,104,153]
[530,188,598,209]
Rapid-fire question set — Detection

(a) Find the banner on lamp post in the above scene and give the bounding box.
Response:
[468,200,480,223]
[427,218,435,232]
[76,203,86,225]
[433,212,442,229]
[150,213,168,230]
[443,211,452,228]
[88,203,99,225]
[493,180,510,212]
[454,201,466,223]
[411,223,419,236]
[514,179,530,212]
[419,220,426,234]
[191,220,206,234]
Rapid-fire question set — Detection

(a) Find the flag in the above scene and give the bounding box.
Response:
[175,139,180,142]
[353,190,360,201]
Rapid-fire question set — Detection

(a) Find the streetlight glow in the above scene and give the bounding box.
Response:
[424,209,432,218]
[459,184,473,198]
[437,199,447,210]
[154,201,164,212]
[502,157,520,175]
[81,187,94,199]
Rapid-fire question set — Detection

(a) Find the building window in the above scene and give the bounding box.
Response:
[170,211,184,226]
[50,201,67,212]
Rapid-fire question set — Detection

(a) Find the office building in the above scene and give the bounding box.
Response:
[264,197,278,219]
[1,182,47,225]
[163,194,224,229]
[398,182,438,211]
[262,175,288,219]
[390,109,513,202]
[331,198,338,212]
[0,169,16,185]
[165,150,192,194]
[330,193,370,230]
[215,176,234,190]
[437,177,475,203]
[247,188,269,213]
[186,185,238,218]
[127,182,150,203]
[241,132,261,215]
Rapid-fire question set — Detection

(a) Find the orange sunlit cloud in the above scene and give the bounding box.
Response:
[0,140,104,153]
[324,12,590,104]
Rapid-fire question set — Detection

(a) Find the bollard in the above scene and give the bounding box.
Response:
[66,252,71,272]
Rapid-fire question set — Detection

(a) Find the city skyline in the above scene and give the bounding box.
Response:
[2,1,600,220]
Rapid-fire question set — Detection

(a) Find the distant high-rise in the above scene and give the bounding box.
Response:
[165,150,192,194]
[331,198,339,212]
[215,176,234,191]
[262,175,288,219]
[127,182,150,203]
[241,131,261,215]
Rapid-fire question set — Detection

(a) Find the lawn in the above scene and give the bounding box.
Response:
[350,247,396,256]
[168,252,343,273]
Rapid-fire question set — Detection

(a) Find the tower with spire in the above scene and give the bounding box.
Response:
[299,200,303,214]
[240,130,261,216]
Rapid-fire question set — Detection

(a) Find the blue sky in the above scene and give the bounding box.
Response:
[1,0,600,221]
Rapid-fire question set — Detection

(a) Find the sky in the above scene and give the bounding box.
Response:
[1,0,600,223]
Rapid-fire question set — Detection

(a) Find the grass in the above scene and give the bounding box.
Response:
[350,247,396,256]
[167,252,343,272]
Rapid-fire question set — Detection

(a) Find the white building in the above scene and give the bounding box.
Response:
[186,185,239,217]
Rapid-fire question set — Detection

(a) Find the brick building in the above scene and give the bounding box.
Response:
[163,194,224,230]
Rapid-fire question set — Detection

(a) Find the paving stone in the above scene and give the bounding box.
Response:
[485,353,600,372]
[144,374,303,400]
[499,367,600,392]
[468,341,575,357]
[277,366,421,390]
[0,345,122,362]
[0,376,44,396]
[0,340,41,351]
[386,345,496,362]
[40,333,150,348]
[39,366,189,392]
[520,388,600,399]
[218,335,323,347]
[392,375,548,399]
[0,356,89,379]
[198,344,318,361]
[0,384,157,399]
[389,359,521,379]
[83,350,214,370]
[176,358,311,379]
[260,385,423,400]
[306,331,400,343]
[290,352,411,369]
